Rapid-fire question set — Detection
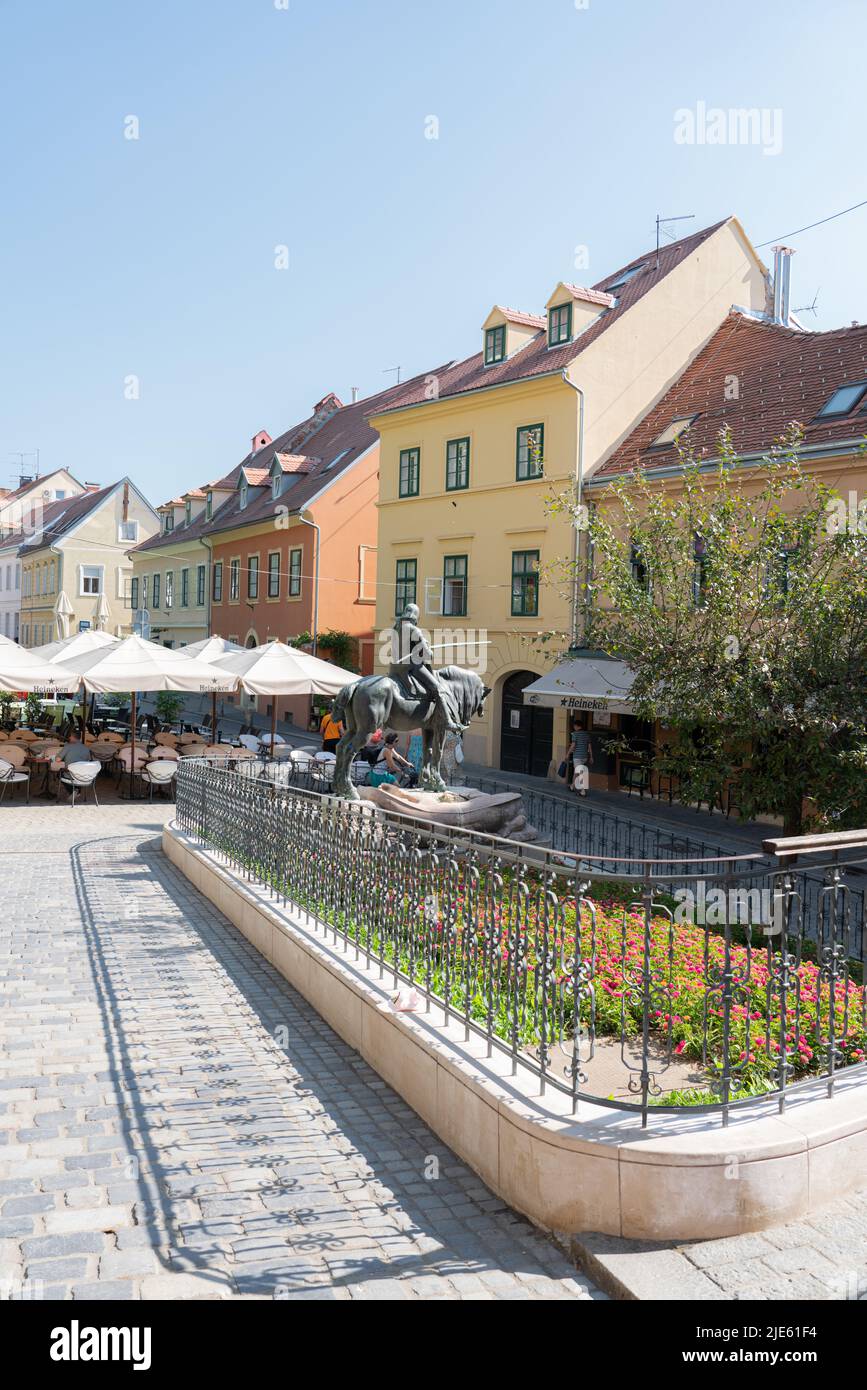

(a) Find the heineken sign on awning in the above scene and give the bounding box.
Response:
[522,653,635,714]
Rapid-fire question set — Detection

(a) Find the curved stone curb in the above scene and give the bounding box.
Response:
[163,822,867,1242]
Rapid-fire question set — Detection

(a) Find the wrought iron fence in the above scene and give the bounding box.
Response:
[189,750,866,960]
[176,758,867,1128]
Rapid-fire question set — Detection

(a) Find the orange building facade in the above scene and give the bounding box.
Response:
[206,386,414,729]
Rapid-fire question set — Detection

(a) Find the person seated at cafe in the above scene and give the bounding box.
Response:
[50,732,94,772]
[375,732,418,787]
[49,732,94,799]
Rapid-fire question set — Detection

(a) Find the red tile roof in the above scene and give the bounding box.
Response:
[370,219,730,416]
[241,467,270,486]
[0,468,84,506]
[134,364,451,553]
[12,483,118,551]
[561,284,617,308]
[593,314,867,481]
[497,307,546,328]
[274,453,318,474]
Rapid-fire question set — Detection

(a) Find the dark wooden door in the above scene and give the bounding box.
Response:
[500,671,552,777]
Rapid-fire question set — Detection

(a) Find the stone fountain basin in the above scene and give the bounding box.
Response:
[358,783,542,840]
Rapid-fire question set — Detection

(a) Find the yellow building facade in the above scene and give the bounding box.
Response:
[19,480,160,646]
[370,218,768,772]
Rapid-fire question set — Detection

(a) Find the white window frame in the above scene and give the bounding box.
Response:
[80,564,104,597]
[118,520,139,543]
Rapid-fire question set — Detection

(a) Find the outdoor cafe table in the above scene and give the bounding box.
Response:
[27,748,57,798]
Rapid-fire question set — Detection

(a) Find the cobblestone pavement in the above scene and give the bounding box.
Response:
[580,1186,867,1300]
[0,805,600,1301]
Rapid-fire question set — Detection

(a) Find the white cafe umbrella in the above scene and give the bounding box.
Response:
[31,628,118,667]
[0,638,78,696]
[31,628,120,728]
[53,590,74,640]
[94,592,111,631]
[181,637,245,737]
[73,635,238,795]
[213,639,356,749]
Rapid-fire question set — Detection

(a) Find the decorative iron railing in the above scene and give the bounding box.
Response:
[176,758,867,1128]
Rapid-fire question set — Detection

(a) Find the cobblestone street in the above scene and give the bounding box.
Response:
[0,806,600,1301]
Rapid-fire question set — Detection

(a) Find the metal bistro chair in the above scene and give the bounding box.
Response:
[0,755,30,804]
[140,758,178,801]
[59,760,101,806]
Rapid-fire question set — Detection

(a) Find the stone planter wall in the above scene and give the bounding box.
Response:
[163,822,867,1242]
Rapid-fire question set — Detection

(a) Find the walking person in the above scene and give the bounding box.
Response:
[567,715,593,795]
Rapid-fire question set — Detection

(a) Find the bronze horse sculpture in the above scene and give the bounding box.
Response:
[330,665,490,800]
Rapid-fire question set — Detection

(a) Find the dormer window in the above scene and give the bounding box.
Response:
[272,472,282,500]
[206,491,213,520]
[185,500,192,526]
[484,325,506,365]
[548,303,572,347]
[163,512,174,533]
[815,381,867,419]
[648,415,699,449]
[239,479,248,510]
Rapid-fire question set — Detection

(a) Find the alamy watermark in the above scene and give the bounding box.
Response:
[674,881,785,936]
[378,624,489,674]
[674,102,783,157]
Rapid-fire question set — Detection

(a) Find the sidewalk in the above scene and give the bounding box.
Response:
[460,759,778,854]
[0,803,598,1302]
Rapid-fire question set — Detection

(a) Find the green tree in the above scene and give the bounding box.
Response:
[155,691,184,725]
[552,427,867,835]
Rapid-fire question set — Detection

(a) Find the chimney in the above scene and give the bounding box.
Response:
[251,429,272,454]
[122,480,129,522]
[351,386,359,404]
[312,392,343,423]
[772,245,795,325]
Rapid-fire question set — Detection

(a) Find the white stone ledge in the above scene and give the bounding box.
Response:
[163,822,867,1241]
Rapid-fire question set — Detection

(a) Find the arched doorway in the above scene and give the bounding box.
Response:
[499,670,552,777]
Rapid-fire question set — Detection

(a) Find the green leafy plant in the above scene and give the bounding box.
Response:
[549,428,867,834]
[155,691,184,725]
[316,629,355,668]
[23,692,42,725]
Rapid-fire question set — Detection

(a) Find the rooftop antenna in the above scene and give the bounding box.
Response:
[382,365,402,385]
[655,213,695,269]
[8,450,39,486]
[794,288,820,318]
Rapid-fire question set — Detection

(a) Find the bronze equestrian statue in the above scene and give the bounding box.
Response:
[329,604,490,800]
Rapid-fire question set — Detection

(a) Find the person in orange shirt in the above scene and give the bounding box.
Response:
[319,708,344,753]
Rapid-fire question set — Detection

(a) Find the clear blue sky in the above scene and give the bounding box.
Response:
[1,0,864,503]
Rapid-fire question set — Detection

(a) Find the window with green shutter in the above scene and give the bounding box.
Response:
[446,437,470,491]
[511,549,540,616]
[153,573,161,609]
[180,569,190,607]
[288,549,301,597]
[399,447,420,498]
[484,325,506,365]
[268,551,281,598]
[196,564,206,606]
[395,559,417,615]
[548,303,572,346]
[247,556,259,600]
[212,562,222,603]
[443,555,467,617]
[130,576,139,611]
[516,424,544,480]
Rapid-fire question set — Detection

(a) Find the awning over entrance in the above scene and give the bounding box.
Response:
[522,652,635,714]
